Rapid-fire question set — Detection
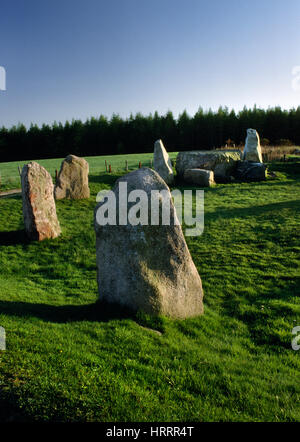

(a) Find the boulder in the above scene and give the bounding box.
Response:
[54,154,90,200]
[242,129,263,163]
[233,161,267,182]
[94,167,204,318]
[183,169,215,187]
[153,139,174,185]
[21,162,61,241]
[176,150,241,183]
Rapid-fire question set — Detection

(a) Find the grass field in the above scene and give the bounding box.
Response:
[0,152,178,191]
[0,147,298,191]
[0,156,299,422]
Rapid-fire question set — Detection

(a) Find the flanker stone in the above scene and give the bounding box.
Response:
[242,129,263,163]
[153,139,174,185]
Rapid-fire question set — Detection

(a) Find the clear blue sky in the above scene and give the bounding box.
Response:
[0,0,300,128]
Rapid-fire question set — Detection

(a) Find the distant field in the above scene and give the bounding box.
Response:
[0,152,179,191]
[1,147,299,192]
[0,157,299,422]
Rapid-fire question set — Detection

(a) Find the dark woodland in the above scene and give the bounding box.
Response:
[1,105,299,161]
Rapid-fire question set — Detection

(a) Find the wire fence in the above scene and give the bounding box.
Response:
[0,154,171,192]
[1,147,299,192]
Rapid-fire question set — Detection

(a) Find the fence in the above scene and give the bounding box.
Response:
[0,154,162,192]
[2,147,296,192]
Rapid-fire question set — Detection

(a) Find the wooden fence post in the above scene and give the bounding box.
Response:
[18,166,22,185]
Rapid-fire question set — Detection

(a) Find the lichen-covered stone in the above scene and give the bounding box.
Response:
[94,167,204,318]
[153,139,174,185]
[21,162,61,241]
[54,155,90,200]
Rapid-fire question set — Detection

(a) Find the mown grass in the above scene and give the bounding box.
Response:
[0,159,299,422]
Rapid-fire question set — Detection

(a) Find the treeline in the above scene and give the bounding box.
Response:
[1,106,300,162]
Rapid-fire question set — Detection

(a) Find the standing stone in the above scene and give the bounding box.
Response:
[183,169,215,187]
[21,162,61,241]
[153,139,174,185]
[243,129,263,163]
[54,154,90,200]
[94,168,204,318]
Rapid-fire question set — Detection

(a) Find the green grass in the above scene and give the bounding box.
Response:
[0,158,299,422]
[0,152,178,191]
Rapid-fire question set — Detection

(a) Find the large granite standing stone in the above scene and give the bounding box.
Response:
[153,139,174,185]
[176,150,241,183]
[21,162,61,241]
[242,129,263,163]
[54,154,90,200]
[94,168,204,318]
[183,169,215,187]
[233,161,266,182]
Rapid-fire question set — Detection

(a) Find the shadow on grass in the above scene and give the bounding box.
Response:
[220,278,299,351]
[0,299,136,323]
[0,390,33,422]
[0,230,29,246]
[0,299,166,333]
[268,160,300,178]
[206,199,300,222]
[89,172,122,186]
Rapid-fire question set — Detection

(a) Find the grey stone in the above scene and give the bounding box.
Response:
[21,162,61,241]
[55,154,90,200]
[233,161,267,182]
[153,139,174,185]
[176,150,241,182]
[183,169,215,187]
[94,167,204,318]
